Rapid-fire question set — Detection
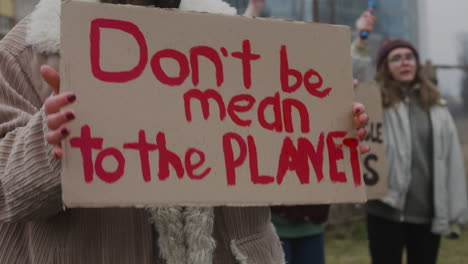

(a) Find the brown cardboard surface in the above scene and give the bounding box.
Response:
[355,83,388,200]
[60,1,366,207]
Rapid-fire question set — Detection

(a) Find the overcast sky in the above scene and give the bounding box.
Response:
[418,0,468,97]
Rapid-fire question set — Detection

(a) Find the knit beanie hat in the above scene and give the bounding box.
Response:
[376,37,419,70]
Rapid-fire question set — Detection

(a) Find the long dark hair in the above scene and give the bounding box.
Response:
[100,0,181,8]
[376,56,441,110]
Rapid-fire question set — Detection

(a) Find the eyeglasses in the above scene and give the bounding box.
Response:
[388,54,416,64]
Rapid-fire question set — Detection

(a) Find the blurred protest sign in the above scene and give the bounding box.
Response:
[355,83,388,200]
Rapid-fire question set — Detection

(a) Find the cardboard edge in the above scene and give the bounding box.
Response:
[64,196,368,208]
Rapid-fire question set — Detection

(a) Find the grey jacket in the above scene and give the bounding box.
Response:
[381,100,468,235]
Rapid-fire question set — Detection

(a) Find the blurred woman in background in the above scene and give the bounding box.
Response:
[365,37,468,264]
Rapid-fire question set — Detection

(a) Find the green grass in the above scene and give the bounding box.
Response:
[324,220,468,264]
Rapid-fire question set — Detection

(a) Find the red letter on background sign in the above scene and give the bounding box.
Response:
[151,49,190,86]
[184,89,226,122]
[282,98,310,133]
[303,69,332,98]
[190,46,224,87]
[276,137,310,185]
[155,132,184,180]
[280,45,302,93]
[247,136,274,184]
[70,125,104,183]
[327,131,347,183]
[90,19,148,83]
[231,40,261,89]
[228,94,256,127]
[223,132,247,186]
[343,138,362,187]
[185,148,211,180]
[258,92,283,132]
[299,133,325,183]
[123,130,158,182]
[94,148,126,183]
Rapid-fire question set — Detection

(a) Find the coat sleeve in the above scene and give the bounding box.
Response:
[444,111,468,225]
[351,39,375,83]
[0,44,62,222]
[351,38,370,58]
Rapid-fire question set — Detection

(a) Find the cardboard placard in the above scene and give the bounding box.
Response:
[355,83,388,200]
[60,1,366,207]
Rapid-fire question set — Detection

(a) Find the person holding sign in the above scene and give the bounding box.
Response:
[365,38,468,264]
[352,9,377,84]
[0,0,370,263]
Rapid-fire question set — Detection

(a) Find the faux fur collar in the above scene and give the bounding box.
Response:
[26,0,237,54]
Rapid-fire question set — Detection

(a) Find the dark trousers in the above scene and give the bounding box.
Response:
[367,214,441,264]
[281,233,325,264]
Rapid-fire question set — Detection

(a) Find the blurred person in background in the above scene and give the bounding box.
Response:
[360,35,468,264]
[352,9,377,84]
[243,0,264,16]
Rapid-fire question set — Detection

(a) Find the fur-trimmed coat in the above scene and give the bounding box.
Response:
[0,0,284,263]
